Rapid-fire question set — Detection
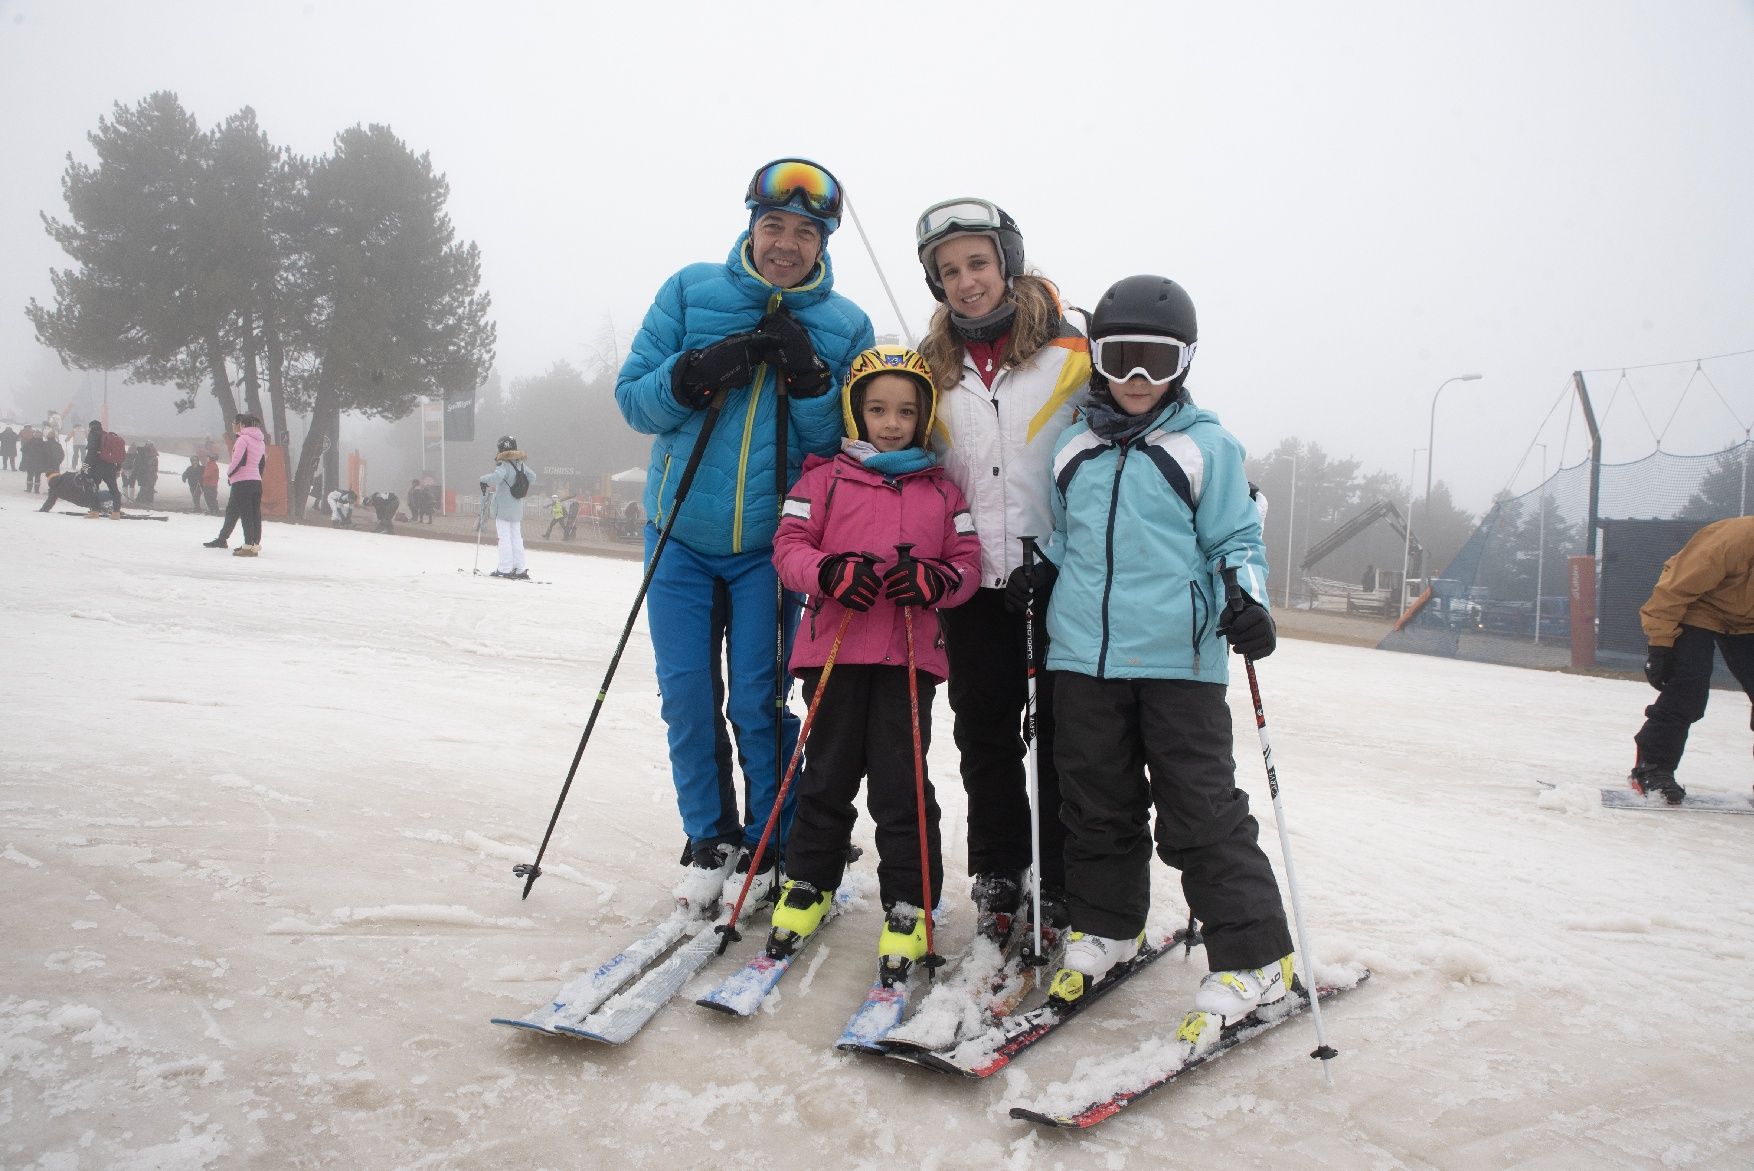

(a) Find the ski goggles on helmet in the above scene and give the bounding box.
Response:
[746,158,843,223]
[1091,335,1197,385]
[915,198,1006,247]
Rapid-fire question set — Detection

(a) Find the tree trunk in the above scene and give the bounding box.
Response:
[291,378,338,521]
[203,329,240,431]
[241,314,265,419]
[263,310,292,507]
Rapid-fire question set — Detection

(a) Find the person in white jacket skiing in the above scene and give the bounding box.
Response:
[914,197,1091,942]
[479,436,532,580]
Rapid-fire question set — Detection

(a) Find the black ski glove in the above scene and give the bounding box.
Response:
[1220,596,1276,659]
[883,556,958,608]
[1219,593,1276,659]
[1003,560,1058,615]
[671,333,763,410]
[1644,644,1675,690]
[818,553,881,612]
[755,310,830,398]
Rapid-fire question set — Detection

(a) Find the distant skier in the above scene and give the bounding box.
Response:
[543,495,566,540]
[479,435,531,580]
[182,456,206,512]
[1631,515,1754,804]
[1030,275,1294,1059]
[0,424,16,471]
[366,491,400,534]
[204,413,267,555]
[764,346,981,976]
[82,419,124,519]
[327,488,356,529]
[38,470,112,514]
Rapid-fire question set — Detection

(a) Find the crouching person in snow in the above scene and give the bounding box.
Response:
[1028,275,1294,1055]
[765,346,981,977]
[480,436,532,579]
[38,470,112,514]
[614,157,873,914]
[1630,515,1754,805]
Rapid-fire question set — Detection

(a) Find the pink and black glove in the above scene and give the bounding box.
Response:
[883,555,958,608]
[818,553,881,612]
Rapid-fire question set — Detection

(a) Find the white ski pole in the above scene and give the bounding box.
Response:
[1222,564,1338,1085]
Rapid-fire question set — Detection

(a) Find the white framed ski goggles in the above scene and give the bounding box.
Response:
[916,197,1005,245]
[1091,335,1197,385]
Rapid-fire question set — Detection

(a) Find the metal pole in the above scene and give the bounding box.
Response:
[1401,449,1421,611]
[1425,374,1484,563]
[1534,444,1546,645]
[1283,453,1297,608]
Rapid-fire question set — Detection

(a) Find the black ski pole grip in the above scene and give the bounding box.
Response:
[1220,563,1244,613]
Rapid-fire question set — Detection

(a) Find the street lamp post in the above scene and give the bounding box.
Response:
[1534,443,1547,645]
[1284,452,1298,608]
[1401,448,1424,613]
[1423,373,1485,579]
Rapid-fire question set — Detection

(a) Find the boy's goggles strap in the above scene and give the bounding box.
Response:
[1092,335,1196,386]
[746,158,842,218]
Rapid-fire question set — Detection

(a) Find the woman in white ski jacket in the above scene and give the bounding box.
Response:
[914,197,1091,936]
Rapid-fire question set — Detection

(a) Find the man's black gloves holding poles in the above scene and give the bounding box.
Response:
[669,310,830,410]
[1003,558,1057,615]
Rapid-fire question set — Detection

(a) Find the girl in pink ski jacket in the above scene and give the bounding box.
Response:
[765,346,981,978]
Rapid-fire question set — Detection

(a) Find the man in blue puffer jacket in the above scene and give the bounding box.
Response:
[616,158,874,914]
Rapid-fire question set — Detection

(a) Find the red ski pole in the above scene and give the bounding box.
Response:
[716,591,862,952]
[895,543,942,976]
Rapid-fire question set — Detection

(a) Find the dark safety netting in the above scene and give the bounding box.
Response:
[1379,442,1754,669]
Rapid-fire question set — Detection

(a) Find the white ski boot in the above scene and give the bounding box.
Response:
[1046,930,1143,1005]
[722,846,780,910]
[672,842,737,915]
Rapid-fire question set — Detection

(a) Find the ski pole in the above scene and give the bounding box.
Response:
[513,397,729,898]
[472,491,487,575]
[717,591,868,951]
[770,365,791,903]
[1020,535,1046,967]
[1222,564,1339,1085]
[894,543,943,977]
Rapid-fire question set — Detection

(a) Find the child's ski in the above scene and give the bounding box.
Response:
[490,910,698,1034]
[877,926,1040,1059]
[910,928,1199,1079]
[835,979,911,1052]
[1010,972,1370,1129]
[694,888,852,1018]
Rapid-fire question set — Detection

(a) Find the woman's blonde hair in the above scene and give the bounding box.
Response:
[919,272,1066,392]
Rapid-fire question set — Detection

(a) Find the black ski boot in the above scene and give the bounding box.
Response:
[1630,764,1686,806]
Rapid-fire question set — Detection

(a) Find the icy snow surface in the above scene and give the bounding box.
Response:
[3,486,1753,1169]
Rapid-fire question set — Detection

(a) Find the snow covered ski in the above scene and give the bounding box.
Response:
[875,926,1041,1059]
[695,888,853,1018]
[909,927,1201,1079]
[1009,971,1370,1130]
[490,909,699,1034]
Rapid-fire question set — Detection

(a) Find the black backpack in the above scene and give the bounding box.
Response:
[509,463,529,499]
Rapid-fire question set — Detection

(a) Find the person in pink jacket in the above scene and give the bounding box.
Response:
[204,413,267,556]
[764,345,982,984]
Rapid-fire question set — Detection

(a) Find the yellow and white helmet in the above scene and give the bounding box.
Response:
[841,345,937,445]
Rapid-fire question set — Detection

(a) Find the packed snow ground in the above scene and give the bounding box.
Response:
[3,481,1753,1171]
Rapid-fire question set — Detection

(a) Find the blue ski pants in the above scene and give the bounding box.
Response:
[645,524,801,852]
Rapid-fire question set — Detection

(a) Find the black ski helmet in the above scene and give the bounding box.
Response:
[496,435,517,453]
[915,198,1025,303]
[1089,275,1198,344]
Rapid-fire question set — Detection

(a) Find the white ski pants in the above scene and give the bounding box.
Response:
[495,518,527,574]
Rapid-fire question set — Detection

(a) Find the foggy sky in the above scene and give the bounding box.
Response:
[2,0,1751,512]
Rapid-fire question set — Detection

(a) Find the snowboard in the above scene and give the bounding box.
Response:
[1600,786,1754,815]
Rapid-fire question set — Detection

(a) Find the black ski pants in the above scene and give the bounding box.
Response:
[88,463,122,513]
[1053,672,1293,971]
[216,481,263,546]
[1634,624,1754,771]
[784,663,943,911]
[941,587,1065,890]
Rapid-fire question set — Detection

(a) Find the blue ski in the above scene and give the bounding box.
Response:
[835,980,910,1052]
[694,888,852,1017]
[491,910,698,1034]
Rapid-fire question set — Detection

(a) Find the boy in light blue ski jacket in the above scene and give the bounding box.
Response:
[1040,394,1269,682]
[1018,275,1294,1049]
